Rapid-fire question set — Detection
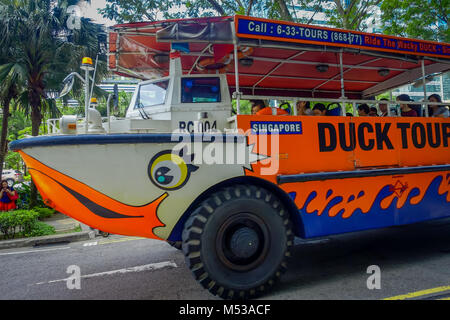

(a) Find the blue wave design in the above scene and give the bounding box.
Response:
[298,175,449,238]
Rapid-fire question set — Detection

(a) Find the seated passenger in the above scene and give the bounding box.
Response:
[428,94,449,118]
[326,102,342,116]
[369,107,379,116]
[379,98,389,117]
[357,104,370,116]
[296,101,312,115]
[312,103,327,116]
[279,102,292,115]
[257,106,288,115]
[396,94,418,117]
[251,99,288,116]
[251,100,266,115]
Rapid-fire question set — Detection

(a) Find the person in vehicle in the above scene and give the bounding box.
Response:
[357,104,370,116]
[279,102,292,115]
[296,101,312,115]
[379,98,389,117]
[369,107,379,116]
[428,94,449,118]
[396,94,418,117]
[251,100,266,115]
[312,103,327,116]
[326,102,342,116]
[251,99,288,115]
[257,106,288,115]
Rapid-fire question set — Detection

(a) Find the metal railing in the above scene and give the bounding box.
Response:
[240,94,448,117]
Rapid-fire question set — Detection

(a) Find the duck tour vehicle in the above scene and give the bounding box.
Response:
[10,15,450,299]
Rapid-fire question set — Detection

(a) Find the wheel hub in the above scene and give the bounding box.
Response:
[229,227,260,258]
[216,213,270,272]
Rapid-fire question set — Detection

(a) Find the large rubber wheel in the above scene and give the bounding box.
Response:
[182,184,293,299]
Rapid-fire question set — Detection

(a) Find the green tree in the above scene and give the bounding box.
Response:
[99,0,383,32]
[0,0,108,136]
[326,0,382,30]
[0,63,24,175]
[0,0,108,207]
[99,0,276,23]
[381,0,449,42]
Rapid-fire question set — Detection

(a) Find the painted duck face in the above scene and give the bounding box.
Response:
[148,150,198,191]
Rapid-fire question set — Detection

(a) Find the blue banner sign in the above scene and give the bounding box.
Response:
[251,121,303,135]
[236,16,450,58]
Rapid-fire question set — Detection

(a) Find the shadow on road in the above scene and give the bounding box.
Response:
[271,218,450,298]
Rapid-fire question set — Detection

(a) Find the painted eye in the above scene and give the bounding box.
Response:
[154,167,174,185]
[148,151,197,190]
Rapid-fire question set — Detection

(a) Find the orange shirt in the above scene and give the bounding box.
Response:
[256,107,288,115]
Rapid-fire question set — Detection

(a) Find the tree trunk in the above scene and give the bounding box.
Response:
[31,104,42,137]
[276,0,293,21]
[0,97,11,176]
[205,0,227,16]
[29,98,42,208]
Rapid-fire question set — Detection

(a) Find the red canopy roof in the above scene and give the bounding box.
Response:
[108,15,450,99]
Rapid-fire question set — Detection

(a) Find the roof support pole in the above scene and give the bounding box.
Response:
[233,44,241,115]
[339,51,346,116]
[421,59,429,117]
[339,51,346,99]
[231,21,241,115]
[387,90,392,117]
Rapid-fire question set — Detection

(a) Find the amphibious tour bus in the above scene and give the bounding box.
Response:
[10,15,450,299]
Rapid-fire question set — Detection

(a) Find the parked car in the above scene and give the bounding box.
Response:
[2,169,24,186]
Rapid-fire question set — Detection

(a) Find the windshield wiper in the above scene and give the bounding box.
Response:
[137,102,151,119]
[135,88,150,120]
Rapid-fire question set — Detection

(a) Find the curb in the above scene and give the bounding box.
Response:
[0,230,95,250]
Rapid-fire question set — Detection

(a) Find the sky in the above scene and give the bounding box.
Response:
[80,0,116,26]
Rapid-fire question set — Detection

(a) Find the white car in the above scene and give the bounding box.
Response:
[2,169,24,187]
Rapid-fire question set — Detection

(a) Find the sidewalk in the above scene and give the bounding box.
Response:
[43,212,82,233]
[0,213,95,250]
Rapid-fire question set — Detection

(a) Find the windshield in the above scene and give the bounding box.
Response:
[181,77,221,103]
[135,80,169,108]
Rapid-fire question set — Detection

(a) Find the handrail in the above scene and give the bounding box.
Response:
[240,94,448,117]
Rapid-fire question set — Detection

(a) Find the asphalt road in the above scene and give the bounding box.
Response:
[1,217,450,301]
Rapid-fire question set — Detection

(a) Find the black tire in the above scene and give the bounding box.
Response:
[167,240,182,250]
[182,184,294,299]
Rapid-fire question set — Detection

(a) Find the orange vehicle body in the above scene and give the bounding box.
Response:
[238,115,449,237]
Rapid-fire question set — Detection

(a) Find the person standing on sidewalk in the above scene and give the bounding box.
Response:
[0,180,18,211]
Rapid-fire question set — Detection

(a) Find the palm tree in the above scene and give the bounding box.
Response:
[0,63,24,175]
[0,0,108,206]
[1,0,107,134]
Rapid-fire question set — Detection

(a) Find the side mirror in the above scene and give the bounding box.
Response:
[59,73,75,98]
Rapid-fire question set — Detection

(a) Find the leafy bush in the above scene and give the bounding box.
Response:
[14,182,44,209]
[0,212,15,238]
[34,207,56,220]
[0,210,39,239]
[24,221,56,237]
